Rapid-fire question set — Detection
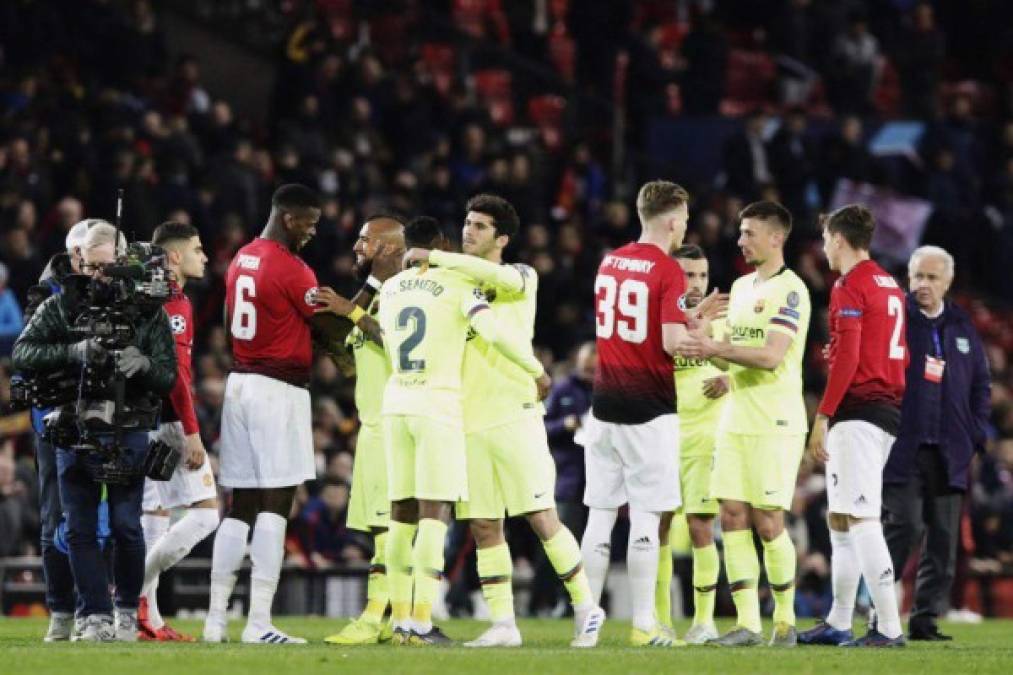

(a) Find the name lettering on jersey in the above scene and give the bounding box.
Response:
[398,278,445,297]
[873,275,899,288]
[601,255,655,274]
[237,254,261,270]
[731,325,766,341]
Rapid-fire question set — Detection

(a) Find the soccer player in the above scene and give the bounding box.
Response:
[698,201,811,647]
[655,244,728,644]
[378,216,546,646]
[138,222,220,641]
[799,205,908,648]
[323,215,406,645]
[579,181,710,648]
[204,184,368,644]
[402,194,603,648]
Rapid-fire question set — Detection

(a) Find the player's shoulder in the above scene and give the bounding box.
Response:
[778,268,811,298]
[729,271,755,293]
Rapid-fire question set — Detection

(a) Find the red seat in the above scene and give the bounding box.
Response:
[721,49,777,114]
[473,69,512,100]
[548,25,576,82]
[528,95,566,128]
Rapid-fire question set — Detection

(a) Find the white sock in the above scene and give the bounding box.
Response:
[141,508,220,628]
[580,507,618,605]
[851,521,902,639]
[627,508,661,633]
[208,517,249,620]
[247,512,287,630]
[142,513,170,552]
[827,528,860,631]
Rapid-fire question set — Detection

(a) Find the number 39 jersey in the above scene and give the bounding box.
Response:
[378,266,489,426]
[225,238,319,385]
[593,242,688,424]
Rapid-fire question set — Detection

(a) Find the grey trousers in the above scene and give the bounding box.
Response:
[882,444,964,621]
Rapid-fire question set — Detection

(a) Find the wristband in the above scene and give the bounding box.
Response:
[347,306,366,324]
[365,275,382,291]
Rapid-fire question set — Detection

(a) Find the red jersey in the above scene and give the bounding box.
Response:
[592,242,688,424]
[819,259,908,431]
[162,285,199,434]
[225,238,319,385]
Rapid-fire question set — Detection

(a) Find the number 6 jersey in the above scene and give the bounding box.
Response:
[378,265,489,426]
[593,242,688,424]
[225,237,320,385]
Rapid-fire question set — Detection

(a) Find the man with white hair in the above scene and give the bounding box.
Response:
[881,245,991,641]
[14,221,177,642]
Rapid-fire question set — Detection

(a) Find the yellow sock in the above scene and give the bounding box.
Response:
[542,528,592,608]
[655,542,673,629]
[723,529,761,633]
[762,530,797,626]
[362,530,389,622]
[477,543,514,623]
[387,521,416,626]
[411,519,448,631]
[692,543,719,626]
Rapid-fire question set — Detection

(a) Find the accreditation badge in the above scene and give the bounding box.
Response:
[924,355,945,383]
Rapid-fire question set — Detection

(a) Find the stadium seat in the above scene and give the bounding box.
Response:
[548,25,576,83]
[420,43,457,97]
[473,68,514,126]
[721,49,777,116]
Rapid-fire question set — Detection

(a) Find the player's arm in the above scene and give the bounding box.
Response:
[352,243,404,310]
[313,287,383,346]
[704,286,806,371]
[166,312,205,469]
[662,322,705,358]
[464,292,550,399]
[418,249,528,294]
[660,265,704,358]
[809,288,863,462]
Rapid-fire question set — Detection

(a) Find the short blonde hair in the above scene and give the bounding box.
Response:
[83,221,127,255]
[636,180,689,223]
[908,245,954,280]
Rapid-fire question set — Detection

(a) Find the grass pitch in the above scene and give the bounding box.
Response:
[3,616,1011,675]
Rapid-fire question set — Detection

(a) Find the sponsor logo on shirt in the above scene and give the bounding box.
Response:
[238,254,261,270]
[731,325,766,340]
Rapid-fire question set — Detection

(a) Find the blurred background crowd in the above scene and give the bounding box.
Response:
[0,0,1011,619]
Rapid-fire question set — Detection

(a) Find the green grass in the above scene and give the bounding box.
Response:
[3,617,1012,675]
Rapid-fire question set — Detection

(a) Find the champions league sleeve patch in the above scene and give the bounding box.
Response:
[305,287,319,306]
[169,314,187,335]
[786,290,800,308]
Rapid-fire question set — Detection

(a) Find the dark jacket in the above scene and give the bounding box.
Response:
[544,374,593,503]
[12,293,177,399]
[885,296,991,490]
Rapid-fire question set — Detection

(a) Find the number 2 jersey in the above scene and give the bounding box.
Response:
[225,238,319,385]
[377,265,489,427]
[818,259,908,434]
[593,242,688,425]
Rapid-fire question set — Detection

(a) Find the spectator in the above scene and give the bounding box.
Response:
[293,479,368,569]
[0,445,35,557]
[895,2,946,120]
[883,245,992,641]
[721,110,773,201]
[768,107,816,220]
[827,11,880,115]
[530,341,596,615]
[0,262,24,356]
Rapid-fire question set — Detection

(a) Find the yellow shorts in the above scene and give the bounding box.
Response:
[710,432,804,511]
[456,414,557,520]
[383,415,467,503]
[346,423,390,532]
[680,454,719,516]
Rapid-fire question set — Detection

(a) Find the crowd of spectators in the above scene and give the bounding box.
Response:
[1,0,1012,616]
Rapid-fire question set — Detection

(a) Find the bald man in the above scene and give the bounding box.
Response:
[323,214,407,645]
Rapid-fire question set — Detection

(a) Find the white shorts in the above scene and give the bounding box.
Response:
[826,420,895,519]
[581,413,681,512]
[142,421,218,511]
[219,372,314,488]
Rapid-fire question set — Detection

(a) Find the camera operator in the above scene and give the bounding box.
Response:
[25,218,95,642]
[13,222,178,642]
